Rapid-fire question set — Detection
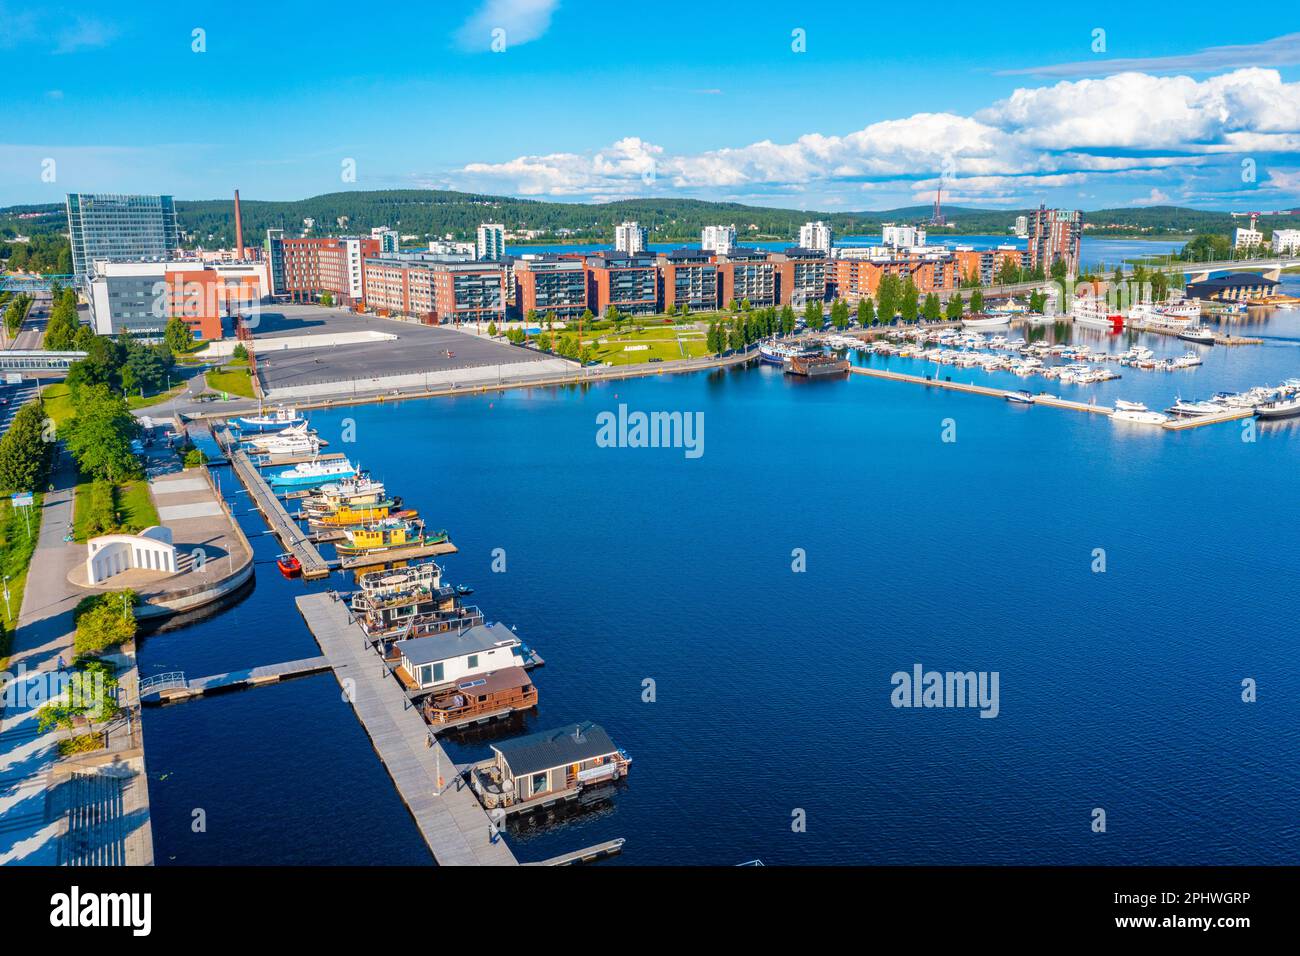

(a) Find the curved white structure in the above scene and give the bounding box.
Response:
[86,526,177,585]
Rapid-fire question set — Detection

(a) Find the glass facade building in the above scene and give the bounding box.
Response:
[65,193,179,281]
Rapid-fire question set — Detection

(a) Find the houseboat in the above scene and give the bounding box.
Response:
[334,518,448,558]
[423,666,538,730]
[758,340,821,366]
[469,722,631,815]
[387,622,525,696]
[351,561,484,641]
[300,477,391,515]
[786,353,849,377]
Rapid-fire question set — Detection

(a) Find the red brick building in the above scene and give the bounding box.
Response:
[361,253,507,324]
[585,253,659,317]
[514,255,589,321]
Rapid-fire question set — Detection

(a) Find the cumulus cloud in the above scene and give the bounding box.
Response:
[455,68,1300,205]
[455,0,558,52]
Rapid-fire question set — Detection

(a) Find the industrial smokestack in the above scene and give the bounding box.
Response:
[234,189,245,260]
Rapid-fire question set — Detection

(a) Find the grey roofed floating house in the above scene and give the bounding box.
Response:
[392,622,521,693]
[492,721,619,776]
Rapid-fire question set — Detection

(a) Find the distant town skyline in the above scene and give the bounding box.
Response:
[1,2,1297,210]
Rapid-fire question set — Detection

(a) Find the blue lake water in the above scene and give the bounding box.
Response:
[142,276,1300,866]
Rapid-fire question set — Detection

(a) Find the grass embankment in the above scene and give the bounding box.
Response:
[589,325,711,365]
[39,382,76,430]
[72,476,159,542]
[205,364,256,399]
[0,493,43,669]
[127,382,189,410]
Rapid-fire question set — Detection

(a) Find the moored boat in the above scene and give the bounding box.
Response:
[1177,326,1217,345]
[961,312,1011,330]
[786,353,849,377]
[275,553,301,577]
[335,518,449,558]
[1071,298,1124,332]
[307,502,416,528]
[1254,395,1300,419]
[1114,399,1148,412]
[269,457,358,489]
[238,405,305,433]
[1166,399,1221,417]
[1004,390,1034,404]
[1112,409,1170,425]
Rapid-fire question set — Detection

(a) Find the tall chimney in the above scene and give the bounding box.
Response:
[234,189,245,260]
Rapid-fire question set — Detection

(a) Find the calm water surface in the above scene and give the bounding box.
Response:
[142,278,1300,865]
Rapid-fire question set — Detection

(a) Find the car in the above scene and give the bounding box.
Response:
[648,357,664,363]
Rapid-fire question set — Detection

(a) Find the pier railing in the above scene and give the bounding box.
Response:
[138,672,188,695]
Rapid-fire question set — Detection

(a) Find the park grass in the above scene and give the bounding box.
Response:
[205,366,256,399]
[0,493,43,668]
[589,334,711,366]
[127,382,188,410]
[39,382,76,431]
[72,476,158,542]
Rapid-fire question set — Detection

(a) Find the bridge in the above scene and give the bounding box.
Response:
[0,273,72,293]
[0,350,86,372]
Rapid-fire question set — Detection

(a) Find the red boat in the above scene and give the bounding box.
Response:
[276,553,302,577]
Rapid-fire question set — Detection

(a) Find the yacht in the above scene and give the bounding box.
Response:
[269,457,358,489]
[1004,390,1034,405]
[1167,399,1221,418]
[251,434,321,457]
[1114,400,1148,412]
[238,405,304,433]
[1111,409,1170,425]
[1177,327,1216,345]
[961,312,1011,330]
[1254,395,1300,420]
[244,422,315,448]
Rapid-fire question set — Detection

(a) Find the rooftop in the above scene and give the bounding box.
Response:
[491,721,618,776]
[395,621,519,666]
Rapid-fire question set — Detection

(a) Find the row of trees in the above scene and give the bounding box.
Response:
[0,403,51,492]
[3,292,32,337]
[43,287,95,351]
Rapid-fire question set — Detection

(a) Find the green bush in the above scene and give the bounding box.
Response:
[73,591,138,658]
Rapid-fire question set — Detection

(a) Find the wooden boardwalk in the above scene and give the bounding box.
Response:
[295,592,519,866]
[337,540,458,571]
[141,656,331,704]
[1162,407,1254,430]
[229,448,332,579]
[528,839,626,866]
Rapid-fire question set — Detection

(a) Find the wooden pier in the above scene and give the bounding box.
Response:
[139,656,330,704]
[528,839,626,866]
[1161,407,1254,430]
[229,448,332,580]
[295,592,519,866]
[1127,321,1262,346]
[338,540,459,571]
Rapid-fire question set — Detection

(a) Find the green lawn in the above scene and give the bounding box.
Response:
[205,366,256,399]
[127,382,189,410]
[39,382,76,430]
[72,476,159,542]
[586,325,711,365]
[0,494,43,668]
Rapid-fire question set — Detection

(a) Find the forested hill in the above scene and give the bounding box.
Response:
[4,190,1295,259]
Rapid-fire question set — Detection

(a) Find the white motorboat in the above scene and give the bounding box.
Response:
[1111,409,1170,425]
[1255,395,1300,420]
[1004,390,1035,405]
[1114,400,1148,412]
[1167,399,1221,417]
[961,313,1011,330]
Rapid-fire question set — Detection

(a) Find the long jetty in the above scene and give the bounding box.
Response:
[295,592,519,865]
[846,364,1253,430]
[229,447,331,579]
[139,656,330,704]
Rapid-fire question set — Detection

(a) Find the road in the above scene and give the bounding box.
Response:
[5,290,50,351]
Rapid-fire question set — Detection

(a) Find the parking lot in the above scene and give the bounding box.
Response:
[249,306,555,392]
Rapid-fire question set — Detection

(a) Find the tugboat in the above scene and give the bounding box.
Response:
[335,518,450,558]
[276,553,302,577]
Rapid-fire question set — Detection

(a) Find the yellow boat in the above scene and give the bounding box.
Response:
[309,501,417,528]
[336,519,449,557]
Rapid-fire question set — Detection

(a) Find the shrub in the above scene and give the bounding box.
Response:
[73,591,138,657]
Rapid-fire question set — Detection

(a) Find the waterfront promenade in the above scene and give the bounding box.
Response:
[0,453,153,866]
[296,592,518,866]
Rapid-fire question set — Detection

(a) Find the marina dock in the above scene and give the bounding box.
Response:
[1161,406,1254,430]
[1127,321,1263,346]
[847,364,1113,414]
[138,656,330,704]
[528,839,626,866]
[295,592,519,866]
[338,540,458,571]
[229,447,332,579]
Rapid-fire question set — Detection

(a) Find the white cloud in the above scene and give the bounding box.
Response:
[1000,32,1300,78]
[455,68,1300,205]
[455,0,558,52]
[1131,188,1171,206]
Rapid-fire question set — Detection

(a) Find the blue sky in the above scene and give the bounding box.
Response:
[2,1,1298,211]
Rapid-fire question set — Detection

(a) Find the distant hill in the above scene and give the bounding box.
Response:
[3,190,1295,254]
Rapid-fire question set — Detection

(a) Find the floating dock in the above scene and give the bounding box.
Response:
[337,540,458,571]
[1128,321,1262,346]
[1161,407,1254,430]
[139,656,330,704]
[295,592,519,866]
[229,447,332,579]
[528,839,627,866]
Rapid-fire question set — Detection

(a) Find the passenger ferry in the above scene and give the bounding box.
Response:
[334,518,449,558]
[758,340,821,365]
[238,405,305,433]
[307,501,415,528]
[1070,297,1124,332]
[269,457,358,489]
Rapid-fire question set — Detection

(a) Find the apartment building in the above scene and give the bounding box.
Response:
[772,247,829,305]
[798,221,832,254]
[278,235,381,304]
[657,249,720,312]
[700,224,737,255]
[586,253,658,316]
[717,248,779,308]
[614,221,648,254]
[477,223,506,261]
[514,255,589,321]
[1026,205,1082,275]
[361,253,506,324]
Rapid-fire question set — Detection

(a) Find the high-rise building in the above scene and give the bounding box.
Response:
[700,224,736,255]
[371,226,400,254]
[614,221,648,254]
[881,224,926,249]
[1014,215,1029,238]
[798,221,832,254]
[65,193,179,282]
[1233,226,1264,250]
[476,223,506,261]
[1026,205,1082,276]
[264,228,286,296]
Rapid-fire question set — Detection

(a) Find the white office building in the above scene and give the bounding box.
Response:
[701,224,736,255]
[881,223,926,249]
[1234,226,1264,250]
[799,221,832,254]
[1271,229,1300,256]
[614,221,648,254]
[476,223,506,261]
[429,239,476,257]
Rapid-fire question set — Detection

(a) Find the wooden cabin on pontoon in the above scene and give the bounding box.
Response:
[423,665,538,729]
[388,622,523,696]
[470,721,631,813]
